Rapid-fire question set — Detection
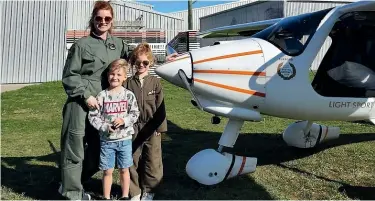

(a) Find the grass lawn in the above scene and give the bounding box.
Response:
[1,80,374,200]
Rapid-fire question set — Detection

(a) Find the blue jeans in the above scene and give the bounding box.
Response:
[99,139,133,170]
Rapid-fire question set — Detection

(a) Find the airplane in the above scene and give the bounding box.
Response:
[155,0,375,186]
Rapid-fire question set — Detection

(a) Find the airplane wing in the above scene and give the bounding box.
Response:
[197,18,282,39]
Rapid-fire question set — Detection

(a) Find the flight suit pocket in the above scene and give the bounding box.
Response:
[64,102,87,165]
[81,51,106,74]
[145,89,156,101]
[65,129,85,165]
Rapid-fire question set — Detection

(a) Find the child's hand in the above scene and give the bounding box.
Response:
[166,53,179,62]
[113,118,124,128]
[108,125,115,133]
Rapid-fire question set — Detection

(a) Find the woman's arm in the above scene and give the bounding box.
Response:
[62,43,91,100]
[88,94,110,133]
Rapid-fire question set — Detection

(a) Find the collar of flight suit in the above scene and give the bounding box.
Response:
[134,73,151,81]
[90,31,115,46]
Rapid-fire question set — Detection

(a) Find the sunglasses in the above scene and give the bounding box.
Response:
[135,60,150,67]
[94,16,112,23]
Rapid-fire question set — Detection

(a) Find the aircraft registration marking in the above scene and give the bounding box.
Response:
[329,101,375,108]
[194,70,266,76]
[193,50,263,64]
[194,78,266,97]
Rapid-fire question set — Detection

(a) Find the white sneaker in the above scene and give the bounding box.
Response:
[82,192,91,200]
[58,183,91,200]
[58,184,62,194]
[131,194,141,200]
[141,193,154,200]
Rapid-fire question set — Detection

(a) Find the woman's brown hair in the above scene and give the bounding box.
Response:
[129,43,155,66]
[89,1,114,34]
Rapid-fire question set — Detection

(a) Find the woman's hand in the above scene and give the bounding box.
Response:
[86,96,99,110]
[166,53,179,62]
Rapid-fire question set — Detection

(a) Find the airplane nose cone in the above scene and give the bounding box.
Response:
[155,54,192,88]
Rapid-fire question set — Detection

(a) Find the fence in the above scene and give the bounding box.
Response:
[66,30,166,44]
[168,30,201,53]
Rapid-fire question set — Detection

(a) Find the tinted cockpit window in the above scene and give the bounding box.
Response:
[252,8,333,56]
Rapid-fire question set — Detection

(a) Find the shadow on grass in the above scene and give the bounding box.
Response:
[1,120,374,200]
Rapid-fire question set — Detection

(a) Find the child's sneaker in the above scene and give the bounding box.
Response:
[58,184,91,200]
[119,197,131,200]
[141,193,154,200]
[130,194,141,200]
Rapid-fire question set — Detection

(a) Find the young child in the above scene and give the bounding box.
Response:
[124,43,167,201]
[88,59,140,200]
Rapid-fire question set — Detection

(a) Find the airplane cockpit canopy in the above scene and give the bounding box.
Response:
[252,8,333,56]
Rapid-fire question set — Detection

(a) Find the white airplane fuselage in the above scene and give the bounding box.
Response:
[157,37,375,123]
[154,0,375,187]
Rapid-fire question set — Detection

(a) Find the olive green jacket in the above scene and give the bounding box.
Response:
[62,33,129,101]
[124,75,168,133]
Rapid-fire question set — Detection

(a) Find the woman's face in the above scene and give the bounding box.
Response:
[93,9,112,34]
[135,54,150,74]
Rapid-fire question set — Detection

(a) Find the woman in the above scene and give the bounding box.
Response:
[60,1,129,200]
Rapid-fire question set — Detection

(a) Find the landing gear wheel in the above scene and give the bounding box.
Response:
[211,116,220,124]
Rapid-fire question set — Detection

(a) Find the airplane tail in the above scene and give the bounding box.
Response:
[166,44,177,56]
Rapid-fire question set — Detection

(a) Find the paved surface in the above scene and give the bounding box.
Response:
[1,84,38,93]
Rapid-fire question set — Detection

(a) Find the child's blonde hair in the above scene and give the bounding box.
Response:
[130,43,155,66]
[109,59,128,74]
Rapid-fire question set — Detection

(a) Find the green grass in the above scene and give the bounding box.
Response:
[1,80,374,200]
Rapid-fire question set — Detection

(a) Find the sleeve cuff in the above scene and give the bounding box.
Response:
[83,90,91,100]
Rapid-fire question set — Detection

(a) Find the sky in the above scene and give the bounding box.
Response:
[136,1,236,13]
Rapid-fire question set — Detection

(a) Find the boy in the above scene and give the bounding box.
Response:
[88,59,140,200]
[124,43,167,200]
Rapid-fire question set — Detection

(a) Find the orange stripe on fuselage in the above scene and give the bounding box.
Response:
[194,70,266,76]
[194,78,266,97]
[193,50,263,64]
[166,55,190,63]
[322,126,329,141]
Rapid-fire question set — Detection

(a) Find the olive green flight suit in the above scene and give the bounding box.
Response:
[124,75,167,197]
[60,33,128,200]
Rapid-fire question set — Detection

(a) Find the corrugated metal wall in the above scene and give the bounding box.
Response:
[1,1,67,84]
[66,1,183,43]
[284,0,354,17]
[1,0,182,84]
[111,1,183,43]
[169,0,256,31]
[200,1,284,31]
[199,1,284,47]
[123,1,153,11]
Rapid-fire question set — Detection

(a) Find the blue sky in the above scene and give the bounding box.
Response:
[136,1,235,13]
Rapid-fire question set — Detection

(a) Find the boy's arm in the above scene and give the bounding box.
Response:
[123,92,140,128]
[88,94,110,133]
[155,79,168,133]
